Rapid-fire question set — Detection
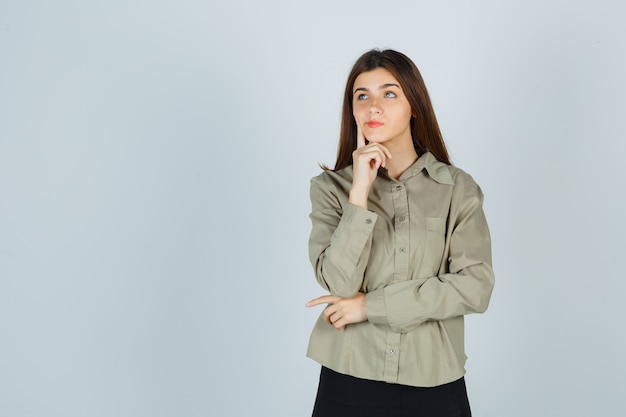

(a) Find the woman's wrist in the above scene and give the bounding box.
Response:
[349,187,369,209]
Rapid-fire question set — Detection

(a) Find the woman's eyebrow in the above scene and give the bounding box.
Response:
[354,83,400,94]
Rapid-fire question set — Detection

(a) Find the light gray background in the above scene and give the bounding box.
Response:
[1,1,625,416]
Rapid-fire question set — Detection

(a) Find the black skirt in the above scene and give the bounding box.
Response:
[312,367,472,417]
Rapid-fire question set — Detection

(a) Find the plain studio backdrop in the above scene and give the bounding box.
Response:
[1,1,625,416]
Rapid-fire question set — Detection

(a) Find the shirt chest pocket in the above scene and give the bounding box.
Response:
[422,217,447,275]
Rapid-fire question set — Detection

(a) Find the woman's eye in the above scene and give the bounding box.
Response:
[384,91,397,98]
[357,93,368,100]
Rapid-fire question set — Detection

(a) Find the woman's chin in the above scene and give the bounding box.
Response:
[365,136,389,144]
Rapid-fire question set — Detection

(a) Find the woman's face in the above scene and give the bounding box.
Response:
[352,68,413,147]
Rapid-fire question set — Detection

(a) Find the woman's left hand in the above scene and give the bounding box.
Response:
[306,292,368,330]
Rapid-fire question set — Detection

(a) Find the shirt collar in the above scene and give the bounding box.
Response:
[397,151,454,185]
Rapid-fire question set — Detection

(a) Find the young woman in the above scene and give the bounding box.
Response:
[305,49,495,416]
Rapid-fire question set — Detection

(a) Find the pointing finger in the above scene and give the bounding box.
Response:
[306,295,340,307]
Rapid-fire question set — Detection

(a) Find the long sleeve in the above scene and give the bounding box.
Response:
[308,172,378,298]
[365,175,494,333]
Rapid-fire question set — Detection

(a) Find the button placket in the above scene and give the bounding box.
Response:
[383,333,402,382]
[391,180,410,282]
[382,180,410,383]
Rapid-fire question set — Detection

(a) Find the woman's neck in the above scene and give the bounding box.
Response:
[385,141,418,180]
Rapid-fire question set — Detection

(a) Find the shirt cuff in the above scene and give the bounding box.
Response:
[365,288,388,325]
[341,201,378,230]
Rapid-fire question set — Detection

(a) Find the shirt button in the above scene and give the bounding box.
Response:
[399,247,406,253]
[395,185,402,191]
[390,348,396,354]
[365,218,372,224]
[398,216,406,222]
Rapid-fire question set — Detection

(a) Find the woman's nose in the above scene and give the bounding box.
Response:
[369,102,381,114]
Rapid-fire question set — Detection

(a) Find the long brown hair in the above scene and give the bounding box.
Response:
[330,49,451,170]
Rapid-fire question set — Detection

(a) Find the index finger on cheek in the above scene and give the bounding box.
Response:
[356,125,366,149]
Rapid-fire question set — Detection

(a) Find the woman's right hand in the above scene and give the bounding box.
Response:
[349,127,392,208]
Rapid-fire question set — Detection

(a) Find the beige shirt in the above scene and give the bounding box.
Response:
[307,152,494,387]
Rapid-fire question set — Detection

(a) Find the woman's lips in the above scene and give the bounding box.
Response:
[367,120,384,128]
